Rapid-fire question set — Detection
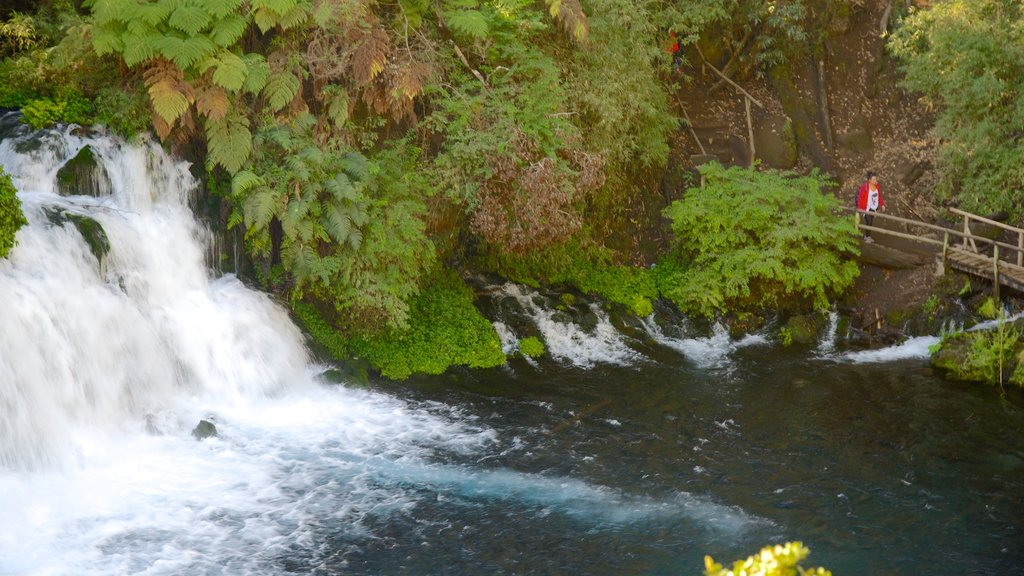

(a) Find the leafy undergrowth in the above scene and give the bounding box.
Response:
[296,270,505,381]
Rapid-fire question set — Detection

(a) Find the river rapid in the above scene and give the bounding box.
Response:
[1,121,1021,575]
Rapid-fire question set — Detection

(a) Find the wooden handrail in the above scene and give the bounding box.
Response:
[848,208,1024,258]
[949,207,1024,235]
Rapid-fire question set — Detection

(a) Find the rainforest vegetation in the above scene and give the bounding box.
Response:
[0,0,1019,379]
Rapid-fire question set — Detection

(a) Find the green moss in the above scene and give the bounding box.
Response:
[518,336,545,358]
[478,240,657,318]
[296,270,506,380]
[0,168,28,259]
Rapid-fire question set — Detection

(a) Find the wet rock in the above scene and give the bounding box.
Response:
[191,419,218,440]
[43,207,110,264]
[56,145,112,197]
[785,314,820,345]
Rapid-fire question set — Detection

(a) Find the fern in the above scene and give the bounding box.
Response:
[264,70,300,111]
[167,4,211,36]
[143,58,192,126]
[209,50,248,91]
[210,14,248,47]
[206,109,252,173]
[241,53,270,94]
[207,0,246,19]
[445,10,489,39]
[196,84,229,121]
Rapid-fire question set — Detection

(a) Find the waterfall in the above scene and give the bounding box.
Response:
[0,122,313,471]
[0,121,758,575]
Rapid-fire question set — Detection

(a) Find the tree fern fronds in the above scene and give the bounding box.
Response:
[231,170,265,196]
[208,50,248,91]
[168,4,211,36]
[445,9,488,39]
[264,70,301,111]
[206,0,245,19]
[196,84,230,121]
[144,58,193,126]
[241,53,270,95]
[210,14,248,47]
[207,109,253,173]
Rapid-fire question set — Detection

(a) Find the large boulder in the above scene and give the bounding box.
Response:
[753,116,798,170]
[56,145,112,197]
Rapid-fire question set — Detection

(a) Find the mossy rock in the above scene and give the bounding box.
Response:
[44,207,110,264]
[784,314,820,345]
[753,116,798,170]
[57,145,112,197]
[518,336,545,358]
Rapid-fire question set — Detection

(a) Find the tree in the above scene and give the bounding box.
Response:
[889,0,1024,219]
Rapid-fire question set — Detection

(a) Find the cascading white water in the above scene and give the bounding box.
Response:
[641,315,768,368]
[0,122,757,575]
[491,283,640,368]
[0,124,312,471]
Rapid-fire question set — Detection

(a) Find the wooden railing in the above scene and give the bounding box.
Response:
[844,207,1024,299]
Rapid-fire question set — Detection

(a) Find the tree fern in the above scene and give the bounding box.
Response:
[241,53,270,95]
[445,10,489,39]
[263,70,300,111]
[208,50,248,91]
[210,14,248,47]
[206,109,252,173]
[167,4,211,37]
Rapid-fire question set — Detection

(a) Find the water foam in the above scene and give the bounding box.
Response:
[642,316,768,368]
[494,283,640,368]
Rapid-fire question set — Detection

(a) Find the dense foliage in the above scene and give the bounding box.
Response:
[0,0,876,377]
[704,541,831,576]
[890,0,1024,219]
[0,168,28,259]
[659,163,860,318]
[296,270,505,380]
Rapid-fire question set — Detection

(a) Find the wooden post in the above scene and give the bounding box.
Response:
[942,231,949,268]
[745,96,755,165]
[1017,231,1022,267]
[994,245,1000,302]
[962,215,969,249]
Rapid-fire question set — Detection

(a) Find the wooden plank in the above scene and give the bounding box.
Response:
[850,209,1024,258]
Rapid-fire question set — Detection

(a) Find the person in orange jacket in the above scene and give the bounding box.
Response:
[856,171,885,242]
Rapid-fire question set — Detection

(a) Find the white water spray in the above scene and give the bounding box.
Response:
[0,122,754,574]
[492,283,640,368]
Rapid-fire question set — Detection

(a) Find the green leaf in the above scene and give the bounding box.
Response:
[445,9,488,39]
[156,34,216,69]
[168,5,211,36]
[278,3,311,30]
[231,170,265,195]
[206,0,245,19]
[323,203,354,245]
[263,71,300,111]
[244,186,278,230]
[212,51,248,91]
[207,111,252,173]
[121,32,161,67]
[241,53,270,94]
[210,14,248,47]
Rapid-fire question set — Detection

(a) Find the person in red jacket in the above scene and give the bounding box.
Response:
[856,171,885,242]
[666,30,682,74]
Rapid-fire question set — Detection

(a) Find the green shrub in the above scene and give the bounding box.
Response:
[0,168,28,259]
[298,270,505,380]
[658,163,860,318]
[517,336,545,358]
[704,541,831,576]
[20,91,92,128]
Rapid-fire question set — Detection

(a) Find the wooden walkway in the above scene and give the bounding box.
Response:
[851,207,1024,298]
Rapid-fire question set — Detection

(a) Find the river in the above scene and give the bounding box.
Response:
[0,120,1021,575]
